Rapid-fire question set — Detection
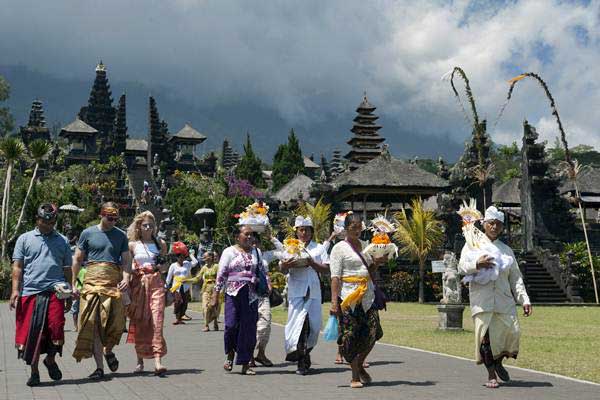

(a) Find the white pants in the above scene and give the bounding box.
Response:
[256,296,271,350]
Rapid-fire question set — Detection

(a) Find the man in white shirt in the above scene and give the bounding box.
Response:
[458,206,532,389]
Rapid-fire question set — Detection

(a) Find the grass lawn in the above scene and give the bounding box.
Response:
[267,302,600,383]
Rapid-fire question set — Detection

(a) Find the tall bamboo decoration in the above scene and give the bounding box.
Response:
[443,67,493,209]
[502,72,598,304]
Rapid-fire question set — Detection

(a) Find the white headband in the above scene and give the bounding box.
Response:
[294,216,313,228]
[483,206,504,223]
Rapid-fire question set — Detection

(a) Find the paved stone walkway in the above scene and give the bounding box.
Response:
[1,303,598,400]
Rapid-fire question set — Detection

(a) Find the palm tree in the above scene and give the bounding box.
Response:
[0,137,25,259]
[11,139,51,240]
[394,198,444,303]
[282,198,332,242]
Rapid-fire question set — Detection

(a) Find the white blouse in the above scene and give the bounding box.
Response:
[286,241,329,300]
[329,240,374,311]
[166,256,198,292]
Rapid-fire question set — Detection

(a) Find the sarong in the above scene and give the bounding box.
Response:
[73,262,125,361]
[224,285,258,365]
[15,291,65,365]
[174,287,189,320]
[338,304,383,363]
[284,296,321,358]
[473,311,520,364]
[256,296,271,349]
[126,269,167,358]
[202,290,221,325]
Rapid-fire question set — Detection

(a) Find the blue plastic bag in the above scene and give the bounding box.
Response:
[323,315,339,342]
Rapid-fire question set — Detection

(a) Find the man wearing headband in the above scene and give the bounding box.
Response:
[458,206,532,389]
[10,203,72,386]
[72,202,131,380]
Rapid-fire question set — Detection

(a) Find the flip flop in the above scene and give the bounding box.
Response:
[350,380,364,389]
[154,367,167,377]
[241,365,256,375]
[254,356,273,367]
[88,368,105,380]
[223,359,233,372]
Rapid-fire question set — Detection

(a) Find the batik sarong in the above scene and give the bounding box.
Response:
[126,269,167,358]
[73,262,125,361]
[15,291,65,365]
[338,304,383,363]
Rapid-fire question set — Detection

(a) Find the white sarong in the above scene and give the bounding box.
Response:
[284,296,322,354]
[473,311,521,364]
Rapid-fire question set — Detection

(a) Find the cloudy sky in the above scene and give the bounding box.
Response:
[1,0,599,156]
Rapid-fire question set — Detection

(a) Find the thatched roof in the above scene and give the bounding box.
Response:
[273,174,314,203]
[560,167,600,195]
[60,119,98,135]
[170,123,207,142]
[331,149,449,190]
[492,178,521,206]
[303,156,320,169]
[126,139,148,152]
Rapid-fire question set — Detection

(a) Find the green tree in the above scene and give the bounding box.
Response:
[394,198,444,303]
[235,133,265,188]
[0,137,25,258]
[491,141,521,183]
[12,140,52,239]
[0,75,14,137]
[271,129,304,192]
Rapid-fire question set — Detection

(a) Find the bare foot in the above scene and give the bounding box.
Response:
[202,326,209,332]
[350,380,364,388]
[485,379,499,389]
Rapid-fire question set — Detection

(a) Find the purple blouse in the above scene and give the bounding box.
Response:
[215,245,267,303]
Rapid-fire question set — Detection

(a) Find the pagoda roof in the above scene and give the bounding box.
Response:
[492,178,521,206]
[303,156,320,169]
[351,123,382,131]
[273,174,315,203]
[169,123,207,142]
[126,139,148,152]
[60,119,98,135]
[353,114,379,122]
[347,136,385,146]
[356,96,376,112]
[560,166,600,195]
[333,149,449,191]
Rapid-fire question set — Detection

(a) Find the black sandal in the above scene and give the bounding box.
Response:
[104,352,119,372]
[43,358,63,381]
[88,368,105,380]
[26,372,40,387]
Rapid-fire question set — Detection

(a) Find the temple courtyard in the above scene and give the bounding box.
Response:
[1,303,598,400]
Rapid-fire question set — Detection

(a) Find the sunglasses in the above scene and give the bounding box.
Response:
[41,218,57,225]
[141,223,155,230]
[105,216,119,222]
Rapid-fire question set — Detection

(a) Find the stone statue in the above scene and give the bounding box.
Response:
[441,251,461,304]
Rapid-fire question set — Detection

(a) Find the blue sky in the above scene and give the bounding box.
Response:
[1,0,599,153]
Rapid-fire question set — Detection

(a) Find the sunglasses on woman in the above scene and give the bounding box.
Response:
[141,223,155,230]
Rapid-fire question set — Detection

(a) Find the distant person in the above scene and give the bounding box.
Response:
[166,242,198,325]
[10,204,72,386]
[192,251,221,331]
[72,202,131,380]
[458,206,532,389]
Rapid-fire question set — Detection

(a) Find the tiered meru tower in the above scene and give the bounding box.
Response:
[20,99,50,145]
[344,95,385,171]
[79,62,116,145]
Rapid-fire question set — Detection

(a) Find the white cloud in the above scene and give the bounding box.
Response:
[0,0,599,150]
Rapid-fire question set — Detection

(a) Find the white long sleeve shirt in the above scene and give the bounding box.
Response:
[166,255,198,292]
[458,239,530,317]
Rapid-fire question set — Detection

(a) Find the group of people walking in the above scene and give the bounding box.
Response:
[10,201,531,390]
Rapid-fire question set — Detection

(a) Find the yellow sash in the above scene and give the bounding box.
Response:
[340,276,369,310]
[170,275,195,292]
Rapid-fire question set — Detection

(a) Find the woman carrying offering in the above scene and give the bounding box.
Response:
[196,251,221,332]
[212,225,266,375]
[126,211,169,376]
[329,213,387,388]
